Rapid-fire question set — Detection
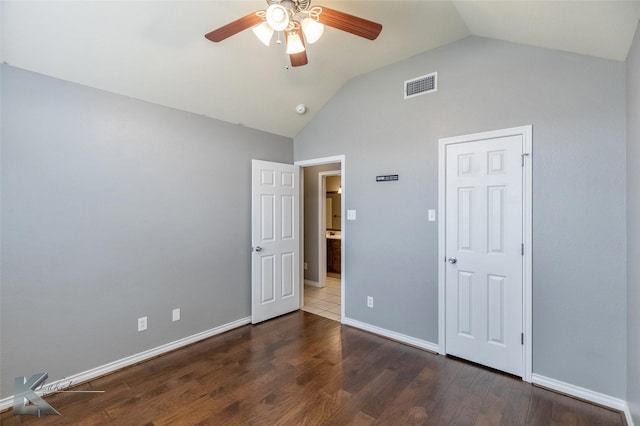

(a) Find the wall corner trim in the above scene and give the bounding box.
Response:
[626,404,636,426]
[531,373,632,423]
[0,316,252,412]
[342,317,439,353]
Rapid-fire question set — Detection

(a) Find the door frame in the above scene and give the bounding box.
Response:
[318,170,342,288]
[437,125,532,382]
[295,155,345,321]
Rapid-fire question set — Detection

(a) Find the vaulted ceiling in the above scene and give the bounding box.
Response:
[2,1,640,138]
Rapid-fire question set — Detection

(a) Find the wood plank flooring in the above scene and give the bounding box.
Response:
[0,311,625,425]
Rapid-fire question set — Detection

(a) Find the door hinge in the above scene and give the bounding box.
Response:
[521,333,524,345]
[521,153,530,167]
[521,243,524,256]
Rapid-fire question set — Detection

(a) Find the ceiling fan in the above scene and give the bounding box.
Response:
[204,0,383,67]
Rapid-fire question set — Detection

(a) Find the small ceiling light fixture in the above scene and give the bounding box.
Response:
[251,21,274,46]
[301,16,324,44]
[295,104,307,115]
[286,31,305,54]
[266,3,290,31]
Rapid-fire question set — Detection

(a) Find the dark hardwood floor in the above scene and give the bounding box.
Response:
[1,311,625,425]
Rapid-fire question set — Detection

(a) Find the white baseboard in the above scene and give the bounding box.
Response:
[342,317,439,353]
[304,279,322,288]
[531,373,631,422]
[3,317,633,425]
[0,316,251,412]
[338,322,632,422]
[625,402,635,426]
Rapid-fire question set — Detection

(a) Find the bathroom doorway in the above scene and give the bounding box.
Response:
[295,156,345,322]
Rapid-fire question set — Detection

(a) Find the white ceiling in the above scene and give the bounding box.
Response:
[2,1,639,138]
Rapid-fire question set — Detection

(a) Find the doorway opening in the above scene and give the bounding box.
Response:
[295,156,345,322]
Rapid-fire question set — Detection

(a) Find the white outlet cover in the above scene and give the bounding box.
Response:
[172,308,180,322]
[347,210,356,220]
[138,316,147,332]
[428,209,436,221]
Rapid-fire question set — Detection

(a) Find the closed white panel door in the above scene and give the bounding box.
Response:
[251,160,300,324]
[445,135,523,376]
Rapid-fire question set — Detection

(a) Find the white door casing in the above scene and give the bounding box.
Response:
[438,126,532,381]
[251,160,300,324]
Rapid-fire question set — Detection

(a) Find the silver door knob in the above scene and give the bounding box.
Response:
[254,246,263,252]
[448,257,457,264]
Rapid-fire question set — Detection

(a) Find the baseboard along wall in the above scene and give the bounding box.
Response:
[343,316,632,425]
[0,316,251,412]
[2,313,633,426]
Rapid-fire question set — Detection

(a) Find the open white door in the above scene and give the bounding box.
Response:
[251,160,300,324]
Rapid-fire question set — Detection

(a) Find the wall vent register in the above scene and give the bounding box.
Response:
[404,72,437,99]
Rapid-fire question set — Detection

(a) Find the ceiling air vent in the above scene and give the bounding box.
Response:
[404,72,437,99]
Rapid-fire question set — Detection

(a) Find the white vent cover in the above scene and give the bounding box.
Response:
[404,72,437,99]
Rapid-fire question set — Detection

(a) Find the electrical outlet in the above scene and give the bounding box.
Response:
[137,316,147,332]
[367,296,374,308]
[428,209,436,221]
[304,262,308,270]
[172,308,180,322]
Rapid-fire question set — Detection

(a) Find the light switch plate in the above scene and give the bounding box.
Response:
[347,210,356,220]
[428,209,436,221]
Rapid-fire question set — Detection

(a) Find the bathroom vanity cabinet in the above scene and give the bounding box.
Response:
[327,238,341,273]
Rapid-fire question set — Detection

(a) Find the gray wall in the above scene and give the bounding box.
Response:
[0,65,292,398]
[303,164,340,283]
[294,36,627,398]
[627,21,640,425]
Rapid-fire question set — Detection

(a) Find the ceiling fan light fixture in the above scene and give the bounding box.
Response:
[266,4,290,31]
[301,17,324,44]
[285,31,305,54]
[205,2,383,67]
[252,21,274,46]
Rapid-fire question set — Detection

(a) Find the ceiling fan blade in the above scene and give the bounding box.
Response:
[204,12,263,42]
[316,6,382,40]
[289,27,308,67]
[289,50,308,67]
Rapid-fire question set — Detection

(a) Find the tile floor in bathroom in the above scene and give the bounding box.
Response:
[301,275,341,322]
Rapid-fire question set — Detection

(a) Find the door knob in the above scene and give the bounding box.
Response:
[448,257,457,264]
[254,246,263,252]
